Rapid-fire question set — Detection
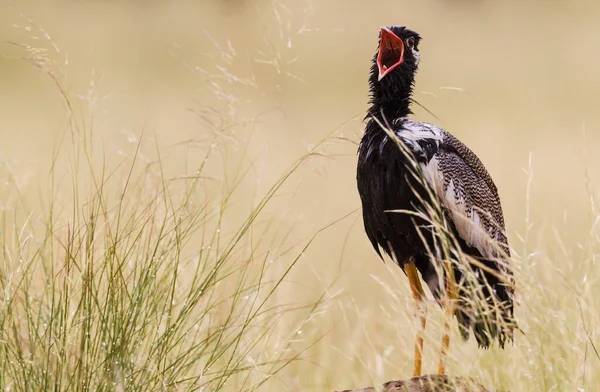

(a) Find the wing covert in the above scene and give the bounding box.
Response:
[420,135,509,260]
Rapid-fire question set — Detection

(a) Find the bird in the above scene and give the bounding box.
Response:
[356,26,516,377]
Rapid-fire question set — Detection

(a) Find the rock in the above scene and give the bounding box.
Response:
[334,375,496,392]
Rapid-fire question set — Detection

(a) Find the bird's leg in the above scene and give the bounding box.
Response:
[405,261,427,377]
[438,259,458,375]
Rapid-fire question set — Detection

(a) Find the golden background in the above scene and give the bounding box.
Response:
[1,1,599,390]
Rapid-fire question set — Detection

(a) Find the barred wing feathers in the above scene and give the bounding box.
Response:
[421,132,510,260]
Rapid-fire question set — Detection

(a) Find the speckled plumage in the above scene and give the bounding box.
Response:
[424,129,509,256]
[357,26,515,348]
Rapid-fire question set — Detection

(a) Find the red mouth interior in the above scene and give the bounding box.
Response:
[377,28,405,79]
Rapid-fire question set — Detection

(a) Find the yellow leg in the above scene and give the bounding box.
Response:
[405,261,427,377]
[438,260,458,375]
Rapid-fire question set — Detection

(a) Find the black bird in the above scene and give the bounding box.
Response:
[356,26,516,376]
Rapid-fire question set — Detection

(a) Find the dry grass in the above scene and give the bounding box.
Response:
[1,1,600,391]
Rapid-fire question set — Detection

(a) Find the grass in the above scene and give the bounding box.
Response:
[0,117,330,390]
[2,3,600,391]
[0,22,335,389]
[0,107,342,390]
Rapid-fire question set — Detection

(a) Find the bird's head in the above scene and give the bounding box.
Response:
[368,26,421,117]
[374,26,421,82]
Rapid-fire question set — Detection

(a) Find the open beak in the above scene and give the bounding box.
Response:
[376,27,405,81]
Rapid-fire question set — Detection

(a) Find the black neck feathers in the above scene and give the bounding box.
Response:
[366,54,418,123]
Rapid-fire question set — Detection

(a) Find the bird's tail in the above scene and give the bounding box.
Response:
[452,255,517,349]
[416,253,517,349]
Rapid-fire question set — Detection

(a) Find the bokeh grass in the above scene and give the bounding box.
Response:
[0,75,334,390]
[1,1,600,391]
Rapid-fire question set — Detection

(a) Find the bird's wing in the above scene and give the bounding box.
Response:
[391,118,509,258]
[415,129,509,260]
[394,119,515,347]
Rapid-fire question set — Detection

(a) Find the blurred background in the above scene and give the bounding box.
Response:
[1,0,600,390]
[2,0,600,237]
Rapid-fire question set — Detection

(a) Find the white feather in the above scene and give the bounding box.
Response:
[411,48,420,67]
[393,119,443,154]
[394,118,443,140]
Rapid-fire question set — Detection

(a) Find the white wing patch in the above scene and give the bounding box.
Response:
[394,118,443,141]
[394,118,443,154]
[420,157,497,259]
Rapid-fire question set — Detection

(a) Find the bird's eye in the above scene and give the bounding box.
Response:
[406,37,415,49]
